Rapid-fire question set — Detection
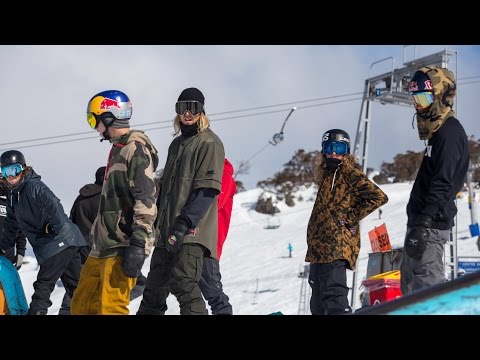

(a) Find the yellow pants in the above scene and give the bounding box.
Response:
[71,256,136,315]
[0,284,7,315]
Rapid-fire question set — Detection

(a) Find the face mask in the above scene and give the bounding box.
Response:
[325,157,341,169]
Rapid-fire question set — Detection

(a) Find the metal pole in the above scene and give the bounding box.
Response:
[467,168,478,225]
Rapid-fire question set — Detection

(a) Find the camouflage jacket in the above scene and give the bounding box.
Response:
[305,154,388,270]
[154,128,224,258]
[90,130,158,258]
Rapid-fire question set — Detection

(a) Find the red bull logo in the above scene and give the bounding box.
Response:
[100,97,121,110]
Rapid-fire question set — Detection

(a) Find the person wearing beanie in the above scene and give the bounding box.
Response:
[306,129,388,314]
[138,87,225,315]
[71,90,158,315]
[401,66,469,295]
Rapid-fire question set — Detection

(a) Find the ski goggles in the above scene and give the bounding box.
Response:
[87,112,101,129]
[175,101,204,116]
[87,112,115,129]
[1,163,23,178]
[410,91,434,108]
[322,141,349,155]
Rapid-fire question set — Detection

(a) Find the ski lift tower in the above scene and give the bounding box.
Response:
[350,46,458,311]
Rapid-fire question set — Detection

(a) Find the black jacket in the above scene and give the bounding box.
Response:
[407,116,470,230]
[0,168,87,264]
[0,195,27,257]
[70,183,102,247]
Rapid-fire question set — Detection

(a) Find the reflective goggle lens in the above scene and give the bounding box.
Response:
[322,141,349,155]
[87,112,99,129]
[175,101,204,115]
[411,91,434,108]
[1,163,23,178]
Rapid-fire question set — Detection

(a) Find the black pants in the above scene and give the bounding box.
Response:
[308,260,352,315]
[137,244,207,315]
[28,246,82,315]
[198,257,232,315]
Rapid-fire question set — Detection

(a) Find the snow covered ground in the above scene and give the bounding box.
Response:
[17,182,480,315]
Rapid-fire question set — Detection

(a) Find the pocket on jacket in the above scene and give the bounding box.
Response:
[92,210,125,250]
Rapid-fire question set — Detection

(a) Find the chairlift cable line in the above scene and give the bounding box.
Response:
[1,79,477,151]
[0,93,364,148]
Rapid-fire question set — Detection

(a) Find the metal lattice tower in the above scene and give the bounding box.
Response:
[350,46,458,311]
[297,264,311,315]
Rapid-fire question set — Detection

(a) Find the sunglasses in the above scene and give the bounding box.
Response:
[411,91,434,108]
[1,163,23,178]
[322,141,349,155]
[175,101,204,116]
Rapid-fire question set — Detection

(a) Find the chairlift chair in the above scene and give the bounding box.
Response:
[264,215,281,229]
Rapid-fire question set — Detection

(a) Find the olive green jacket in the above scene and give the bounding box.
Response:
[155,129,224,258]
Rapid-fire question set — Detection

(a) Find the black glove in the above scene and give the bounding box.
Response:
[477,237,480,252]
[45,223,54,234]
[122,238,146,278]
[166,218,189,253]
[405,214,432,260]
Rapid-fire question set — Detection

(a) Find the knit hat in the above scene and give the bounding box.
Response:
[409,71,433,93]
[95,166,106,186]
[178,87,205,105]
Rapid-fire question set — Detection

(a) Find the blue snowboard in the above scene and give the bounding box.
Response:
[0,256,28,315]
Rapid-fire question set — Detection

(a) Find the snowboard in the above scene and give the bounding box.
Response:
[0,256,28,315]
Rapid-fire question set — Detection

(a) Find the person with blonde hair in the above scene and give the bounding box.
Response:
[138,87,225,315]
[306,129,388,315]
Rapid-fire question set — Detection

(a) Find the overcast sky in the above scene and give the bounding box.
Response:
[1,45,479,211]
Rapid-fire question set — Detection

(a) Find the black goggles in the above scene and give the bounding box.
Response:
[175,101,204,115]
[87,112,116,129]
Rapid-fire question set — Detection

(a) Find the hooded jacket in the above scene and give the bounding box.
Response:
[0,168,86,264]
[407,116,469,229]
[305,154,388,270]
[70,183,102,247]
[90,130,159,258]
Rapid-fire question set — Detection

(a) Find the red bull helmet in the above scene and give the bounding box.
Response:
[86,90,132,129]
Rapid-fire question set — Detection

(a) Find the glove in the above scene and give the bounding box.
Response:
[166,218,189,253]
[477,237,480,252]
[122,238,146,278]
[45,223,54,234]
[13,254,24,270]
[405,214,432,260]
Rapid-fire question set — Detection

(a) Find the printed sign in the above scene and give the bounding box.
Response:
[458,258,480,275]
[368,223,392,253]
